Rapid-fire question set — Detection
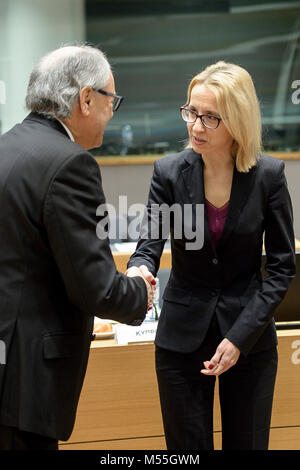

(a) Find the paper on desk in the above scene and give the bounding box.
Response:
[115,321,157,345]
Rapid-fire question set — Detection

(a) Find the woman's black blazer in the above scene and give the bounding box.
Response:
[128,149,296,356]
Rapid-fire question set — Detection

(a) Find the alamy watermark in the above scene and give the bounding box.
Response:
[0,80,6,105]
[0,340,6,364]
[291,80,300,104]
[96,196,204,250]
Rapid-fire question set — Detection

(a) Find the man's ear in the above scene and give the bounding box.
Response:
[78,86,93,116]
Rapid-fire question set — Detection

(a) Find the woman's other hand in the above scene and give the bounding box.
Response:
[201,338,240,376]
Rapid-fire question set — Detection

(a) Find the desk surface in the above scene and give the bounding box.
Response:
[62,328,300,450]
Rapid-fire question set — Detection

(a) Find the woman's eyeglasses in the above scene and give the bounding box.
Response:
[180,106,222,129]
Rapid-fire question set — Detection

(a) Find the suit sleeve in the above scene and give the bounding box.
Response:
[127,159,168,276]
[225,161,296,354]
[43,151,147,325]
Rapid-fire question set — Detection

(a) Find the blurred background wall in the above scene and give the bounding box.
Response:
[0,0,299,236]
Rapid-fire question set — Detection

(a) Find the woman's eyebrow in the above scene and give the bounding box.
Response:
[189,104,220,116]
[204,109,219,115]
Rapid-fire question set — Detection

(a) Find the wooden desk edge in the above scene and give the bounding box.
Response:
[92,328,300,349]
[113,249,171,272]
[95,153,300,166]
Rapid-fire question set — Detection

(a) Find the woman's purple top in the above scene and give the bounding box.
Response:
[205,199,229,250]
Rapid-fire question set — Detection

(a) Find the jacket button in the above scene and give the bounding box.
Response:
[212,258,218,265]
[91,333,96,341]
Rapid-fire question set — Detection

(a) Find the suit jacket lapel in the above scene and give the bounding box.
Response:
[181,150,214,253]
[217,164,257,251]
[181,150,205,204]
[180,149,257,253]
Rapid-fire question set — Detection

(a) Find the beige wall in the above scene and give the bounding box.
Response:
[100,163,154,207]
[99,159,300,240]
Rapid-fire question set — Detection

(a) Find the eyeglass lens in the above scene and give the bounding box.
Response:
[113,97,120,111]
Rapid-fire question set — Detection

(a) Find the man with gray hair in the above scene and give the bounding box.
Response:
[0,45,153,450]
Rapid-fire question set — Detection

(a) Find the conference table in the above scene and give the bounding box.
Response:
[59,240,300,451]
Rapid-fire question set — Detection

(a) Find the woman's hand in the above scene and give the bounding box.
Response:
[138,265,156,286]
[200,338,240,376]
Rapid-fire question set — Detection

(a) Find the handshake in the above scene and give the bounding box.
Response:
[126,265,156,310]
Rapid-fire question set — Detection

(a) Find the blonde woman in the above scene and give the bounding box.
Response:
[127,61,296,450]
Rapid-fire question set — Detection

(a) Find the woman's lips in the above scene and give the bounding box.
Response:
[192,136,207,145]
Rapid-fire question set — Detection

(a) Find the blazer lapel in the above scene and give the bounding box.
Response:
[181,150,213,253]
[181,150,205,205]
[217,164,257,251]
[181,149,258,253]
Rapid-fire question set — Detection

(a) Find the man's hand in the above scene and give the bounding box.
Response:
[126,265,156,308]
[200,338,240,376]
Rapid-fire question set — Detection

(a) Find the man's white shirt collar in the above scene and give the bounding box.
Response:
[57,119,75,142]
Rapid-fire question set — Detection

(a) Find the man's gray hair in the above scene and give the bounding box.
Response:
[25,45,111,120]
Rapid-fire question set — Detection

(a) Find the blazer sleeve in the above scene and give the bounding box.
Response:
[43,151,147,325]
[225,161,296,354]
[127,159,169,276]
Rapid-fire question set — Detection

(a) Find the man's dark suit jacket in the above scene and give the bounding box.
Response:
[0,113,147,441]
[128,149,296,356]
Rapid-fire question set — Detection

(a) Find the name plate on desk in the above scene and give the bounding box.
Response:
[115,321,158,345]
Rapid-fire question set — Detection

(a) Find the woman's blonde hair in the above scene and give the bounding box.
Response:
[186,61,261,172]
